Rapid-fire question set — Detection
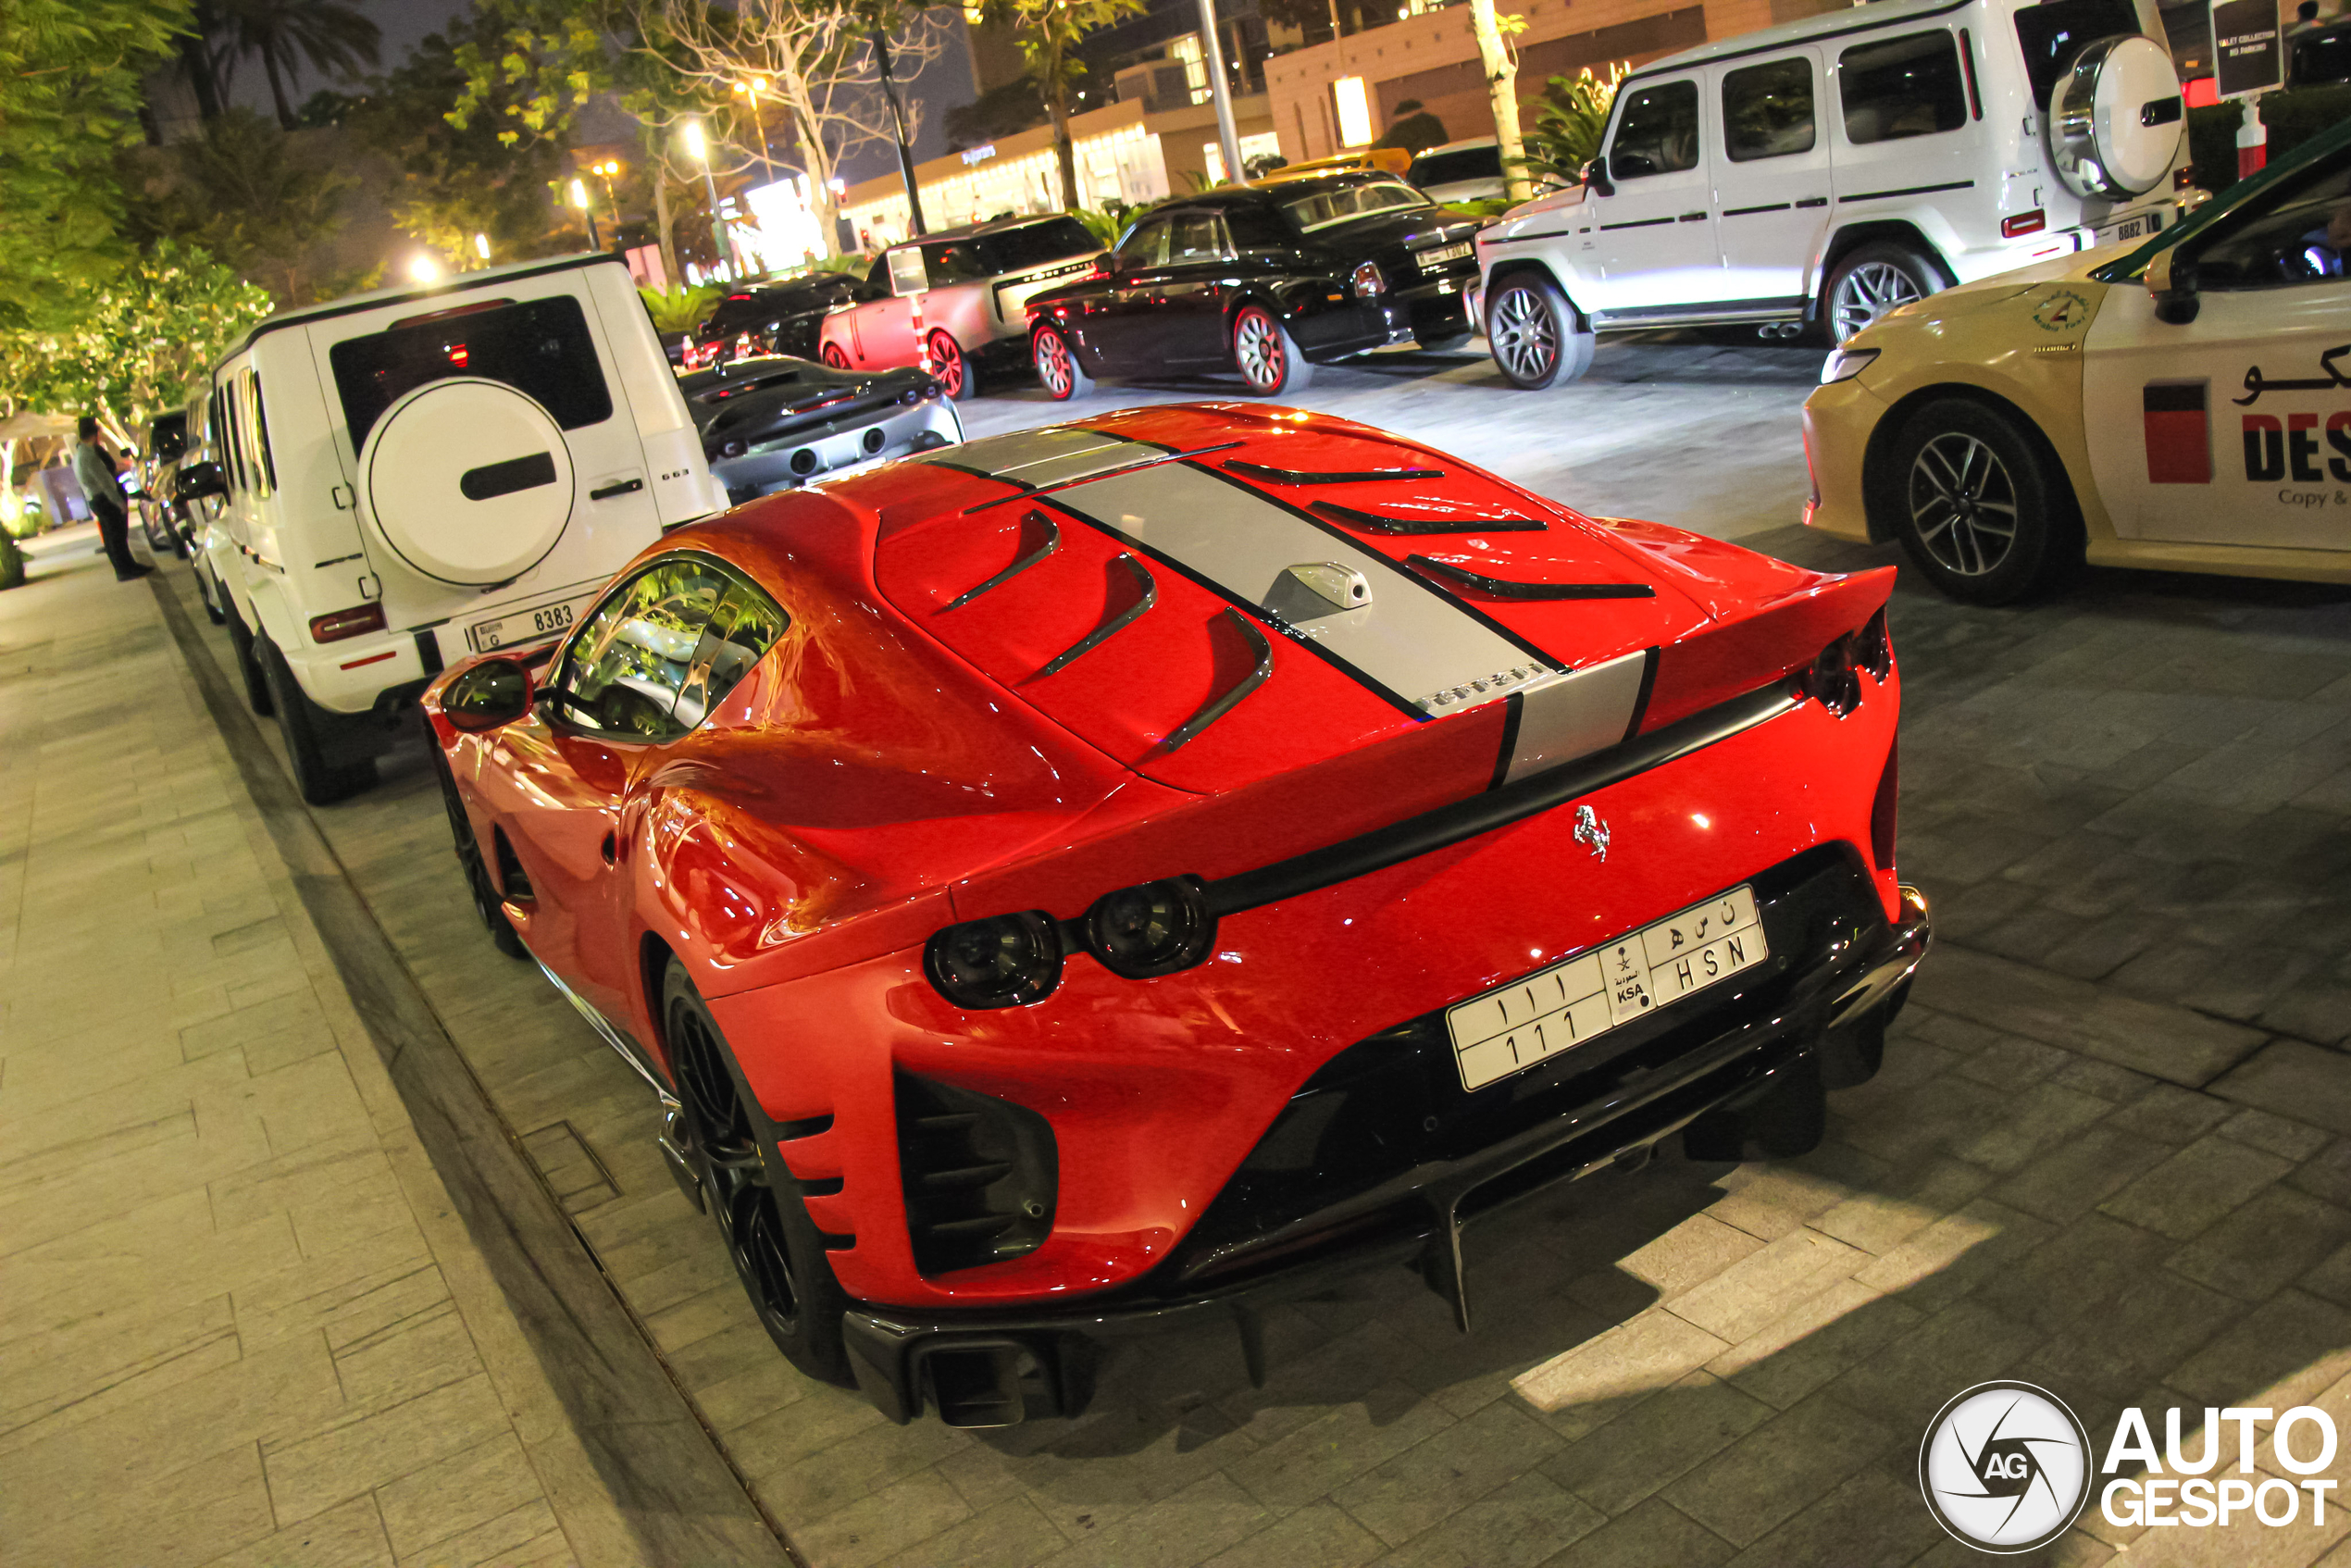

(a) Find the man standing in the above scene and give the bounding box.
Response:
[73,417,151,582]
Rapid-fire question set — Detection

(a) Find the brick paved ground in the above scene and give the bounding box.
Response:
[133,339,2351,1566]
[0,528,628,1568]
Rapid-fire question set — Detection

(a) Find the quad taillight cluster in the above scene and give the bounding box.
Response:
[1795,609,1893,717]
[924,876,1217,1009]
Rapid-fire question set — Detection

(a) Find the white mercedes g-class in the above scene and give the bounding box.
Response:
[181,254,727,803]
[1473,0,2189,386]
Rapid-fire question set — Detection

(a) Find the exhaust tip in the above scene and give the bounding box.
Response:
[862,427,887,454]
[789,448,819,476]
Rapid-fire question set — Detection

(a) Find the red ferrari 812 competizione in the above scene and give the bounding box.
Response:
[425,404,1930,1427]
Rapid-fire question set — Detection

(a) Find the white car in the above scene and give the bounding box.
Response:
[181,255,727,803]
[1408,139,1511,205]
[1472,0,2190,387]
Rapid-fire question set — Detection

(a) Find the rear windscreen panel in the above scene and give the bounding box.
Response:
[2013,0,2145,107]
[330,294,615,449]
[971,219,1101,271]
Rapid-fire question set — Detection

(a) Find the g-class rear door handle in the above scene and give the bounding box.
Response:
[590,477,645,502]
[1678,212,1707,222]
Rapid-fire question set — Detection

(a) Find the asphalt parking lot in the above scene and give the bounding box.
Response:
[170,336,2351,1568]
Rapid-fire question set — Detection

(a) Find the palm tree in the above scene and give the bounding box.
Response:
[221,0,382,130]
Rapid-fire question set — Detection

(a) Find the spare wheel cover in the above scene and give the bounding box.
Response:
[359,378,574,587]
[2048,34,2183,200]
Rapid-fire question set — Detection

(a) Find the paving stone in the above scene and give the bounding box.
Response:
[1990,1123,2174,1226]
[1910,947,2269,1088]
[1332,1399,1563,1546]
[2099,1136,2295,1241]
[2106,1084,2239,1146]
[2169,1188,2351,1303]
[1366,1473,1604,1568]
[2216,1042,2351,1139]
[1511,1309,1730,1422]
[1532,1497,1733,1568]
[796,1467,976,1568]
[1850,1198,2055,1317]
[1660,1392,1896,1548]
[2171,1289,2351,1412]
[2220,1108,2333,1163]
[1195,1505,1385,1568]
[1710,1280,1923,1413]
[1542,1372,1773,1515]
[1719,1464,1940,1568]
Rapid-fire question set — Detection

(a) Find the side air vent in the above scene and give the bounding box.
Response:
[493,830,533,901]
[896,1073,1057,1275]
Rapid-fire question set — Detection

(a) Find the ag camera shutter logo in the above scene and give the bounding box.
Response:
[1919,1381,2092,1552]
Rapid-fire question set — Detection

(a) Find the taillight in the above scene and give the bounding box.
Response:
[2000,210,2046,238]
[1081,877,1215,978]
[1871,740,1899,871]
[2174,167,2196,191]
[925,912,1063,1008]
[310,604,386,643]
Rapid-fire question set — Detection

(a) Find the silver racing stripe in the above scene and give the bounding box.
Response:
[911,427,1167,489]
[1500,650,1651,785]
[1049,460,1559,716]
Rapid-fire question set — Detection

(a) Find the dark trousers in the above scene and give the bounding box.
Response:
[90,497,141,579]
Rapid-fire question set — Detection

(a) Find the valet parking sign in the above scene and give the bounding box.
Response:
[1921,1383,2345,1553]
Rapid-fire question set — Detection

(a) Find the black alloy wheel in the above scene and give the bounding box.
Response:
[1486,273,1594,391]
[821,342,852,369]
[927,330,975,400]
[257,638,376,805]
[1232,304,1312,396]
[1032,324,1093,401]
[435,753,526,958]
[662,959,852,1384]
[1887,399,2080,605]
[220,591,274,716]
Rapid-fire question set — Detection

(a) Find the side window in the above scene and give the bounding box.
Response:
[1166,212,1226,263]
[1224,205,1290,251]
[1609,81,1700,178]
[671,582,790,728]
[859,257,893,301]
[1839,31,1968,144]
[1117,218,1171,269]
[2187,158,2351,289]
[1723,57,1817,162]
[888,248,928,295]
[924,241,989,286]
[549,556,734,739]
[219,377,247,494]
[246,369,277,499]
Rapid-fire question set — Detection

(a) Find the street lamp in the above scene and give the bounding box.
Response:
[473,231,491,265]
[568,177,600,250]
[592,157,625,239]
[407,254,441,284]
[731,78,777,182]
[681,118,731,279]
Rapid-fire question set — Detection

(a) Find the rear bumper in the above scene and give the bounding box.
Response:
[840,861,1929,1426]
[1299,269,1477,360]
[713,401,963,501]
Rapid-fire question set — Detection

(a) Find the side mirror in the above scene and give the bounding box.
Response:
[153,431,188,462]
[1582,156,1614,198]
[173,459,226,503]
[442,657,535,732]
[2146,246,2200,325]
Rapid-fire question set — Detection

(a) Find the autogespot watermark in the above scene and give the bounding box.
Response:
[1921,1381,2344,1553]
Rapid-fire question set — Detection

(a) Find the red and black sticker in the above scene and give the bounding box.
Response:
[2142,383,2211,485]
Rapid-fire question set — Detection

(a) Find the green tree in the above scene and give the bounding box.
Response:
[976,0,1145,209]
[0,0,193,330]
[124,107,356,305]
[350,19,573,266]
[1521,63,1625,186]
[220,0,382,129]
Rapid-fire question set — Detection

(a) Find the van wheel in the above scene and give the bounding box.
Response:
[221,593,274,716]
[1032,323,1094,401]
[663,958,852,1385]
[1887,399,2081,605]
[257,639,377,805]
[1486,274,1595,390]
[927,331,975,400]
[1233,305,1313,395]
[1825,243,1942,343]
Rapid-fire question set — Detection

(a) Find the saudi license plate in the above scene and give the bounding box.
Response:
[1419,242,1475,268]
[468,595,582,654]
[1446,885,1768,1092]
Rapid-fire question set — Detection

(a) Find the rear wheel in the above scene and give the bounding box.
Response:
[663,959,852,1384]
[1887,398,2080,605]
[1825,243,1942,344]
[435,752,525,958]
[1486,272,1595,390]
[927,330,975,400]
[194,560,226,625]
[820,342,851,369]
[1032,323,1093,401]
[257,638,376,805]
[221,592,273,716]
[1232,305,1312,396]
